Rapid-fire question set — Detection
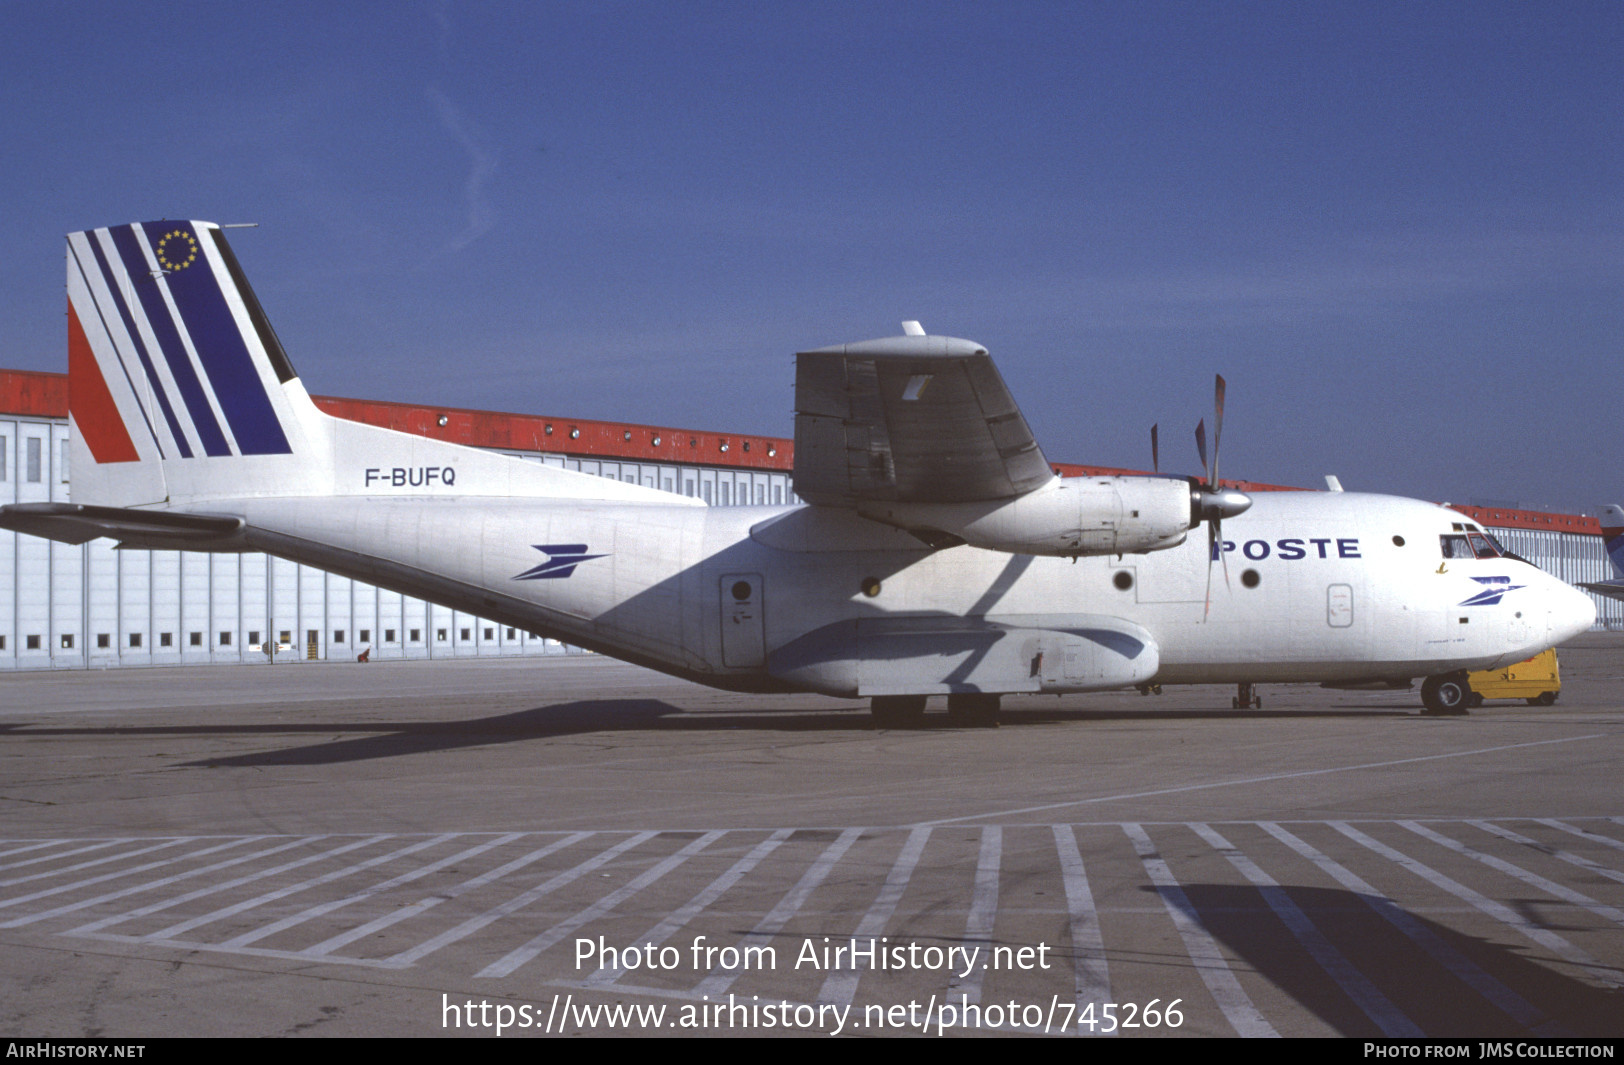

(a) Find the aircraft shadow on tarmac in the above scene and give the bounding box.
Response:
[0,698,1417,769]
[1147,882,1621,1037]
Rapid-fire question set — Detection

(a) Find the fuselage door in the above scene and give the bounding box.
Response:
[1327,583,1354,628]
[721,572,766,667]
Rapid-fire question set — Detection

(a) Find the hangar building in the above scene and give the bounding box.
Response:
[2,368,1618,671]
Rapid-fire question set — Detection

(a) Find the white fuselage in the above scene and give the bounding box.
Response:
[216,488,1595,697]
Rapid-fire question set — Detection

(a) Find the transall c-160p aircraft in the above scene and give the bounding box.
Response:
[0,220,1596,724]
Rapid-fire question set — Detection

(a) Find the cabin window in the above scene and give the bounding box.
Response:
[1440,535,1473,559]
[1466,533,1501,559]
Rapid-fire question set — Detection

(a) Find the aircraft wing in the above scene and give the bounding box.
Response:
[0,502,243,547]
[1577,580,1624,603]
[792,335,1055,506]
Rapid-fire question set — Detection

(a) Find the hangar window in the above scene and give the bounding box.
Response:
[0,636,5,650]
[60,440,69,483]
[279,631,291,645]
[27,635,41,650]
[26,437,42,482]
[460,628,472,641]
[219,632,231,646]
[359,629,370,644]
[97,634,110,649]
[129,633,142,648]
[505,627,516,639]
[160,633,173,647]
[410,628,421,643]
[385,629,397,643]
[483,627,494,640]
[0,436,6,479]
[437,629,448,642]
[249,631,260,646]
[189,632,202,647]
[333,630,345,644]
[60,634,74,650]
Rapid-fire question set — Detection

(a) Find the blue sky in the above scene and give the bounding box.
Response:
[2,1,1619,512]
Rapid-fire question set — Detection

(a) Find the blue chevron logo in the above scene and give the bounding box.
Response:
[1459,576,1524,607]
[513,543,606,581]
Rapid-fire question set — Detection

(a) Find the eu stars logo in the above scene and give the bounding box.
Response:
[155,229,198,272]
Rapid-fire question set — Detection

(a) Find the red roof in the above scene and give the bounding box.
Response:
[0,367,1600,533]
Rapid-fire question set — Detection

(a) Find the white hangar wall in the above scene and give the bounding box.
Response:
[1,406,1619,671]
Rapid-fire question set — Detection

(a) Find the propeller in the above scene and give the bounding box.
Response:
[1189,374,1252,618]
[1151,423,1159,474]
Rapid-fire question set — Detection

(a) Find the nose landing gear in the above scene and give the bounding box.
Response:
[1233,682,1262,709]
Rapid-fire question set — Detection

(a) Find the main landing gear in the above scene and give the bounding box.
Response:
[869,693,1001,729]
[1420,673,1471,716]
[1233,682,1262,709]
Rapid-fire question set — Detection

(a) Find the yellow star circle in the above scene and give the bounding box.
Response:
[155,229,198,272]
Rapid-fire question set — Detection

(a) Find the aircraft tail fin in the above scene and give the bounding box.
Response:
[1599,504,1624,577]
[62,220,686,512]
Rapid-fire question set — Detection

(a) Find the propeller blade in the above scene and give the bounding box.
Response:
[1194,419,1208,482]
[1151,423,1159,474]
[1212,375,1226,488]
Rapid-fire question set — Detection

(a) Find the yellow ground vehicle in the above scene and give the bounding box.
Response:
[1466,648,1561,707]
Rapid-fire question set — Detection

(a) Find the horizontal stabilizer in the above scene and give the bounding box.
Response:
[0,502,244,546]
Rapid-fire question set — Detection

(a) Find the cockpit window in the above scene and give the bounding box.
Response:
[1467,533,1501,559]
[1441,534,1474,559]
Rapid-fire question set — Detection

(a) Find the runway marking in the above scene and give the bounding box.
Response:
[1400,821,1624,927]
[477,830,724,979]
[1052,824,1111,1032]
[0,837,267,923]
[1123,822,1278,1038]
[817,825,932,1007]
[1190,822,1421,1037]
[7,817,1623,1035]
[1540,818,1624,853]
[1258,821,1555,1034]
[1333,822,1624,990]
[59,837,316,934]
[0,838,193,889]
[693,827,863,999]
[583,828,793,990]
[384,832,655,969]
[221,832,525,949]
[301,832,588,960]
[0,839,123,871]
[917,734,1610,826]
[1470,820,1624,887]
[948,825,1000,1006]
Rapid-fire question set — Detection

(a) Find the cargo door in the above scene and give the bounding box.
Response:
[721,573,765,667]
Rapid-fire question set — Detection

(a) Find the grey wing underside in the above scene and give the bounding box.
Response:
[791,335,1055,506]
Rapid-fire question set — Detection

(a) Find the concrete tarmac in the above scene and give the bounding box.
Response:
[2,634,1621,1038]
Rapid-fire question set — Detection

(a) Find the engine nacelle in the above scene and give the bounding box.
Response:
[854,476,1192,557]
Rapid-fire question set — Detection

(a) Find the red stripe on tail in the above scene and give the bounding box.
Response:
[68,301,140,463]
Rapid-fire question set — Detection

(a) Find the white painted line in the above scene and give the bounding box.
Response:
[584,829,793,989]
[1123,823,1277,1038]
[949,825,1000,1007]
[0,839,121,870]
[1259,822,1553,1034]
[1540,818,1624,854]
[144,836,393,940]
[694,827,864,999]
[1402,821,1624,926]
[384,832,655,968]
[1471,821,1624,887]
[0,838,192,890]
[221,833,524,948]
[818,826,931,1006]
[919,735,1609,827]
[60,837,315,934]
[0,838,253,919]
[1053,824,1111,1033]
[1190,822,1420,1037]
[1333,822,1624,990]
[301,832,589,959]
[478,831,723,979]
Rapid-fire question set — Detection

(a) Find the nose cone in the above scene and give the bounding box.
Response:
[1551,581,1597,644]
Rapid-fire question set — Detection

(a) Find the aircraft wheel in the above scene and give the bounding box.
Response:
[871,695,927,728]
[1528,691,1558,707]
[946,693,1000,728]
[1421,674,1471,715]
